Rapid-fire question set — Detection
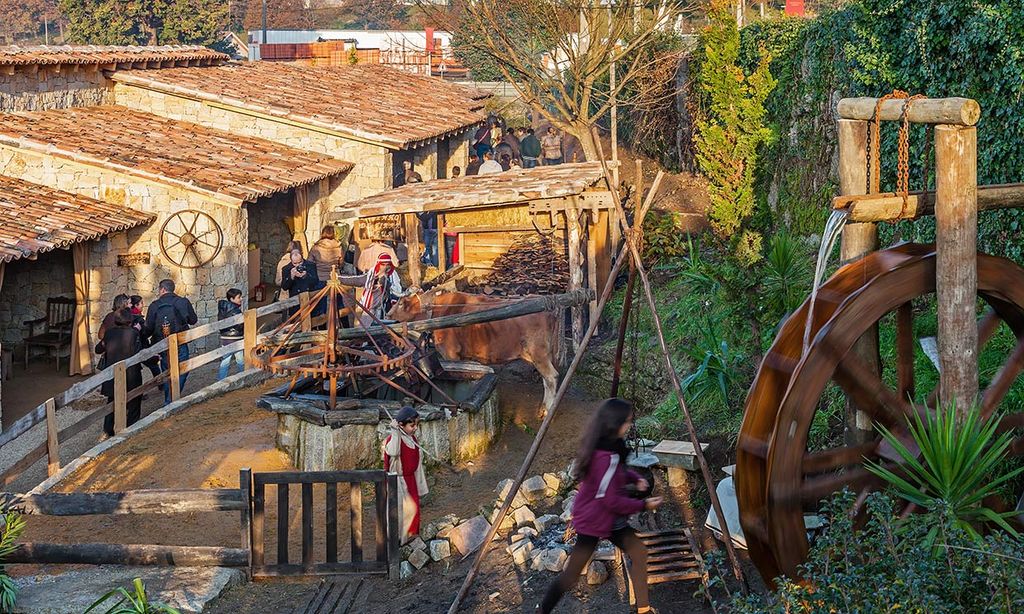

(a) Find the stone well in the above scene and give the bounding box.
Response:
[258,362,502,471]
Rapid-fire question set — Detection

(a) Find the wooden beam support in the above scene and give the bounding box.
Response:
[167,334,181,402]
[404,214,422,288]
[935,124,978,411]
[0,488,246,515]
[113,361,127,434]
[837,97,980,126]
[437,214,447,271]
[565,198,585,351]
[44,399,59,477]
[243,309,257,369]
[836,183,1024,222]
[7,542,249,567]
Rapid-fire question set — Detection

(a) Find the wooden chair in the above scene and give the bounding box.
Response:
[24,297,76,372]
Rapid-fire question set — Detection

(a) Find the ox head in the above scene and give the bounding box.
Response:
[388,288,439,322]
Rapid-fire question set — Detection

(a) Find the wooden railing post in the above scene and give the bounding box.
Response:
[239,468,253,574]
[243,309,257,369]
[44,398,59,477]
[298,292,312,332]
[386,473,400,580]
[113,361,127,434]
[167,333,181,402]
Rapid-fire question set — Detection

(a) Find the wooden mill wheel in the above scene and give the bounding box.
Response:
[159,210,223,269]
[737,243,1024,583]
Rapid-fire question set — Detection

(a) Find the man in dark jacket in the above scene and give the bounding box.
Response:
[281,249,321,317]
[418,211,438,267]
[520,128,542,168]
[144,278,198,404]
[217,288,244,379]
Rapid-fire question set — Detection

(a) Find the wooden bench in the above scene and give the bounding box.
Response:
[24,297,75,372]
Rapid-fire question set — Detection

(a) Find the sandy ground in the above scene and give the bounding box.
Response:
[11,361,744,613]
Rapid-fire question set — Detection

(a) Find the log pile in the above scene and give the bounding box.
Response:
[460,235,569,295]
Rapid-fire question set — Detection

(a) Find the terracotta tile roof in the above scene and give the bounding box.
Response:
[110,62,489,149]
[340,162,609,217]
[0,44,228,66]
[0,175,154,262]
[0,106,354,205]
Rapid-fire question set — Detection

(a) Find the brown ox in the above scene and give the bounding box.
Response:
[389,291,560,413]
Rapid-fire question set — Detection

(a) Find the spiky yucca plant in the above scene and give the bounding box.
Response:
[865,401,1024,546]
[85,578,181,614]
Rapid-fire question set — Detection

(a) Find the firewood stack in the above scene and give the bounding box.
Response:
[460,234,569,295]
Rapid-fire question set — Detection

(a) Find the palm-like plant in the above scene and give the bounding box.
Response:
[761,232,811,317]
[681,321,744,408]
[85,578,181,614]
[0,510,25,614]
[865,401,1024,545]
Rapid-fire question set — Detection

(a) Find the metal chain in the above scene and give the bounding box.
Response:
[868,89,925,218]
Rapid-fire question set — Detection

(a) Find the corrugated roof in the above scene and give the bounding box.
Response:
[0,44,228,66]
[0,106,354,205]
[340,162,609,217]
[0,175,154,262]
[110,62,488,149]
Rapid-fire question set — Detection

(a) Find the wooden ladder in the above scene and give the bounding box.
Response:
[623,528,709,606]
[294,578,367,614]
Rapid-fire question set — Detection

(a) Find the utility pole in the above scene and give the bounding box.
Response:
[262,0,268,45]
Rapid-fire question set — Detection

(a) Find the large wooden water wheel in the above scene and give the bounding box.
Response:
[737,243,1024,583]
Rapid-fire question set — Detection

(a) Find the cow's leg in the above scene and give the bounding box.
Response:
[534,358,559,419]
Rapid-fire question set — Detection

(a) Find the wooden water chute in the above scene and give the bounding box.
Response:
[328,162,619,351]
[737,96,1024,583]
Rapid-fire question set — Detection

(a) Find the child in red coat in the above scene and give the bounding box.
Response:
[539,398,663,614]
[383,406,428,543]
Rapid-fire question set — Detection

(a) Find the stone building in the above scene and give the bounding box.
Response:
[0,45,486,384]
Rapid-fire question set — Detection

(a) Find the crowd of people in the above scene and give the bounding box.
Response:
[466,118,572,176]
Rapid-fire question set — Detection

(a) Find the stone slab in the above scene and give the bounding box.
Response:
[651,439,710,472]
[448,515,491,556]
[14,565,244,614]
[703,476,748,550]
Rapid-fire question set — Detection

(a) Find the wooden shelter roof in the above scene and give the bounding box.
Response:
[0,106,354,206]
[0,175,154,263]
[0,45,227,67]
[338,162,610,218]
[109,62,489,149]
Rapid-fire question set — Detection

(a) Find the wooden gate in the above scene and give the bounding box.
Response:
[248,470,400,580]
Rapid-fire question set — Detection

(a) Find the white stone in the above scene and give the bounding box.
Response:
[513,506,536,529]
[703,476,748,550]
[520,475,548,503]
[407,548,430,569]
[508,540,534,565]
[534,514,561,533]
[542,472,562,495]
[429,539,451,561]
[560,508,572,523]
[400,560,415,579]
[538,548,569,572]
[562,493,576,513]
[496,479,529,509]
[516,526,538,539]
[585,561,609,585]
[593,540,617,561]
[447,515,492,556]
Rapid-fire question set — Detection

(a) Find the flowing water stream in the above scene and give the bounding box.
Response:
[803,208,850,350]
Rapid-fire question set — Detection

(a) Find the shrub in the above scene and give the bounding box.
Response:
[85,578,181,614]
[760,232,812,318]
[0,510,25,614]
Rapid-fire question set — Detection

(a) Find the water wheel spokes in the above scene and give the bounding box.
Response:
[737,243,1024,583]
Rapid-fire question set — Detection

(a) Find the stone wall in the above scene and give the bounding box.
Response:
[112,84,393,206]
[0,66,113,112]
[0,248,75,351]
[0,144,247,355]
[248,192,294,285]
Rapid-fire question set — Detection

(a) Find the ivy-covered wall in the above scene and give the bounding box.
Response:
[739,0,1024,260]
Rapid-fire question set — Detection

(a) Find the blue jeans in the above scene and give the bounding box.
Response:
[522,157,539,169]
[218,349,244,379]
[544,157,563,166]
[161,342,190,404]
[423,229,438,266]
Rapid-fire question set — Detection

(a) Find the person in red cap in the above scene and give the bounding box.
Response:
[383,406,428,543]
[359,252,403,326]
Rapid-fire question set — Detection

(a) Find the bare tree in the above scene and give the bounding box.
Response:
[429,0,696,161]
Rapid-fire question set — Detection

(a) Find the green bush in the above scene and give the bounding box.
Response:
[760,232,812,318]
[85,578,180,614]
[704,492,1024,613]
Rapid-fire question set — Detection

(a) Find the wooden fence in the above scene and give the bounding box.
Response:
[0,292,308,489]
[0,468,401,580]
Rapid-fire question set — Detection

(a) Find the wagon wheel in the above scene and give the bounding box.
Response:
[737,243,1024,583]
[159,210,223,269]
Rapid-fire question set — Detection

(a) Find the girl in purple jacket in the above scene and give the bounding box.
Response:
[538,398,663,614]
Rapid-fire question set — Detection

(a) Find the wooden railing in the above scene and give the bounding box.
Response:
[0,293,308,488]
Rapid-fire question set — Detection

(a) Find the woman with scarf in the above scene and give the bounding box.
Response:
[358,252,403,326]
[383,406,428,543]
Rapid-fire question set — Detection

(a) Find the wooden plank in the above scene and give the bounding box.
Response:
[44,399,59,477]
[0,489,246,515]
[0,441,47,486]
[326,482,338,563]
[277,483,290,565]
[253,483,265,568]
[837,97,980,126]
[125,374,165,404]
[845,183,1024,222]
[586,218,598,327]
[302,482,314,571]
[254,295,300,317]
[167,333,181,402]
[350,482,363,563]
[374,480,386,563]
[565,200,584,351]
[7,542,248,567]
[239,468,253,571]
[0,403,47,449]
[386,474,400,580]
[299,293,312,332]
[179,340,243,374]
[251,560,388,578]
[113,361,127,434]
[437,214,447,271]
[243,310,257,369]
[57,337,168,408]
[178,311,244,344]
[935,124,978,411]
[254,470,387,485]
[405,214,422,288]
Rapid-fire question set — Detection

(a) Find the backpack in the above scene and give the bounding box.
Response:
[152,299,185,337]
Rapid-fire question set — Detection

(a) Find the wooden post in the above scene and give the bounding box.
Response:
[298,292,312,332]
[239,468,253,573]
[437,214,447,271]
[386,473,401,580]
[113,361,127,434]
[837,118,880,441]
[404,214,422,288]
[935,124,978,411]
[167,334,181,402]
[44,398,59,476]
[243,309,257,369]
[586,212,599,327]
[566,199,585,351]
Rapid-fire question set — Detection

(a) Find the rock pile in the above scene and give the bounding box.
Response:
[399,513,494,579]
